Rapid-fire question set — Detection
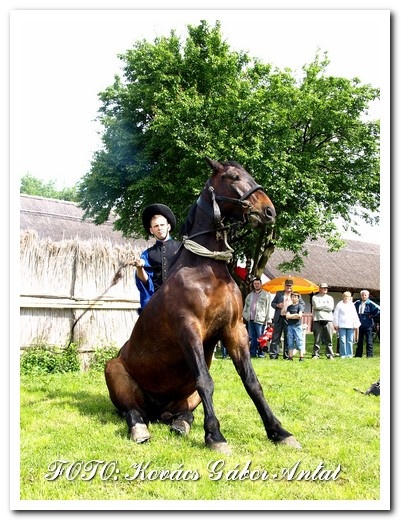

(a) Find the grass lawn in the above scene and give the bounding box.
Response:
[16,336,386,508]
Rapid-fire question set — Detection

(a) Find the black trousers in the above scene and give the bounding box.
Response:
[269,316,288,358]
[355,325,374,357]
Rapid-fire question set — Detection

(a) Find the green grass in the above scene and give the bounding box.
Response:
[18,336,384,504]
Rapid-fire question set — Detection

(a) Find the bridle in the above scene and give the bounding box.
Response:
[195,178,265,230]
[182,178,267,259]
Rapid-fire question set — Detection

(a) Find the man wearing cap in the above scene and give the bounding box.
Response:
[133,204,181,310]
[269,279,305,359]
[311,283,335,359]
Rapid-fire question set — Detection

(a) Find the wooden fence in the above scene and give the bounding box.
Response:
[20,231,142,359]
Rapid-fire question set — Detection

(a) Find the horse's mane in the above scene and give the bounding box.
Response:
[165,202,196,272]
[180,202,197,238]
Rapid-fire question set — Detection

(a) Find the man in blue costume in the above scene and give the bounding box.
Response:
[133,204,181,311]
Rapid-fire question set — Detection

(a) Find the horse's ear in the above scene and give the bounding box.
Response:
[205,157,224,174]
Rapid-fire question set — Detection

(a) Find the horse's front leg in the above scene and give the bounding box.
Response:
[226,326,302,449]
[179,329,231,454]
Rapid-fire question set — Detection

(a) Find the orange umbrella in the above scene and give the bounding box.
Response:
[261,275,319,294]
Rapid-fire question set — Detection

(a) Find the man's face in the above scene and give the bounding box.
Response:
[284,284,293,293]
[149,215,170,241]
[360,291,369,301]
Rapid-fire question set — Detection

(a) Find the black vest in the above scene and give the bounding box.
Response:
[147,239,181,291]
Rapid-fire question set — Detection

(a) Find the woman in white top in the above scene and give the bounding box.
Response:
[333,291,361,358]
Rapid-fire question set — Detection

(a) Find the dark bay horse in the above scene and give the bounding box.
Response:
[105,158,301,453]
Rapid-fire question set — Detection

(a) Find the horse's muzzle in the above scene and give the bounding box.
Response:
[265,206,276,224]
[249,205,276,227]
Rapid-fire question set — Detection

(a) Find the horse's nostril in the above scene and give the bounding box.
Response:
[265,207,276,220]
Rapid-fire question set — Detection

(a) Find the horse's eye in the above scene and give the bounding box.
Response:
[222,172,240,181]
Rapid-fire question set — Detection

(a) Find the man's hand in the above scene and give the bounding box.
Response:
[132,258,144,268]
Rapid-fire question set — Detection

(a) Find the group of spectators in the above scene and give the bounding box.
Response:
[242,277,380,361]
[132,203,380,362]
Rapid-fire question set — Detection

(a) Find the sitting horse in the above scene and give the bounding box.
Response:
[105,158,301,453]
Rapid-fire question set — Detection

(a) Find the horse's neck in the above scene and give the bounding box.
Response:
[189,206,226,251]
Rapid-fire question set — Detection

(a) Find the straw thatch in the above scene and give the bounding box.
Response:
[20,229,142,352]
[20,193,148,246]
[20,195,152,353]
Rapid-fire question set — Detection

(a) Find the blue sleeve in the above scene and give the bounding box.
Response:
[370,301,380,317]
[135,250,155,309]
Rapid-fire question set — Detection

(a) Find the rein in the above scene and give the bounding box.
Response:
[183,231,234,262]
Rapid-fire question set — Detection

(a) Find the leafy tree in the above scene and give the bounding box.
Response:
[20,173,79,202]
[78,20,380,278]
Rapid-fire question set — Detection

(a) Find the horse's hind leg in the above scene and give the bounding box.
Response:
[160,392,201,436]
[124,410,151,443]
[171,412,194,436]
[104,357,151,443]
[161,410,195,436]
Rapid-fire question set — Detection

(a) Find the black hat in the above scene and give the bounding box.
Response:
[142,204,176,232]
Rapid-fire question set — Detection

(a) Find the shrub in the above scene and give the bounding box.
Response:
[88,345,120,372]
[20,344,80,375]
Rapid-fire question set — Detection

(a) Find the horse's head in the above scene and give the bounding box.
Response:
[205,158,276,228]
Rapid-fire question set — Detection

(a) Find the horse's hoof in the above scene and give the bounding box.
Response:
[130,423,151,443]
[207,442,232,455]
[170,419,191,436]
[280,435,302,449]
[160,412,173,424]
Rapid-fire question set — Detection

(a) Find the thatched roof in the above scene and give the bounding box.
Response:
[20,194,380,297]
[265,238,380,298]
[20,194,148,248]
